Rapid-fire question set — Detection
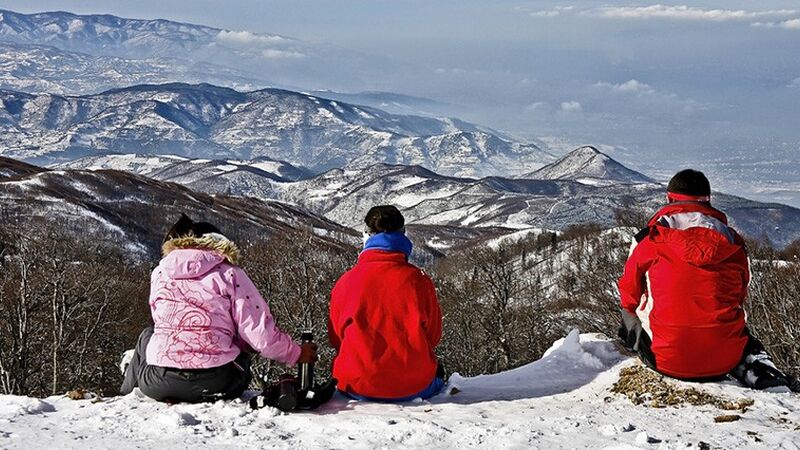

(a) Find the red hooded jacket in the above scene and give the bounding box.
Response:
[329,250,442,399]
[618,202,749,379]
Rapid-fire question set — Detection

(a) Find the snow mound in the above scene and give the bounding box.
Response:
[446,329,623,403]
[1,332,799,449]
[0,396,55,419]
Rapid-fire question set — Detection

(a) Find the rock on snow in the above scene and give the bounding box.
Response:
[1,332,799,449]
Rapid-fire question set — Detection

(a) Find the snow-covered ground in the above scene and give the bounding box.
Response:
[2,332,799,449]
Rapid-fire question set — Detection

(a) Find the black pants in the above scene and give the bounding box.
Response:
[120,327,252,403]
[618,309,774,383]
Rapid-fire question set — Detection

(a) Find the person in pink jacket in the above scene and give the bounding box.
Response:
[120,214,316,403]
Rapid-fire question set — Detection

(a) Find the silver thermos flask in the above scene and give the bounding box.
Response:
[298,331,314,391]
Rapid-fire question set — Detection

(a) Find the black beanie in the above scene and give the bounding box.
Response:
[163,213,222,243]
[667,169,711,196]
[365,205,405,234]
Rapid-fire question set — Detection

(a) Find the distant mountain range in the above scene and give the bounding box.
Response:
[0,82,552,177]
[0,41,270,95]
[60,147,800,247]
[0,8,392,95]
[0,156,357,259]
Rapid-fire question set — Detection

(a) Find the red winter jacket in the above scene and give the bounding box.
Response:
[618,202,749,379]
[329,250,442,399]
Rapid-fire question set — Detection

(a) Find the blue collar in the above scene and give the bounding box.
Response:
[362,232,413,258]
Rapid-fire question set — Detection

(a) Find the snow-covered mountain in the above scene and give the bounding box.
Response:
[2,331,798,449]
[525,145,654,185]
[0,156,356,257]
[270,161,800,246]
[0,8,391,94]
[57,149,800,247]
[0,42,270,95]
[0,9,227,58]
[0,83,551,177]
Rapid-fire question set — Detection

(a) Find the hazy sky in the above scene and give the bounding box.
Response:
[4,1,800,201]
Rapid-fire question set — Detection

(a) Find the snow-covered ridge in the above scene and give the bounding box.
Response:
[0,159,358,258]
[0,41,271,95]
[55,154,314,184]
[0,8,292,59]
[0,82,551,178]
[2,331,797,449]
[54,152,800,247]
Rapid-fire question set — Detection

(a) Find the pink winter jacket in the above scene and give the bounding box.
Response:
[145,246,301,369]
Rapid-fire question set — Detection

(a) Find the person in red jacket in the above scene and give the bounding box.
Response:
[618,169,796,391]
[329,205,445,401]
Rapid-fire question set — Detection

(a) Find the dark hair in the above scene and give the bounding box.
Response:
[365,205,405,234]
[163,213,222,243]
[667,169,711,196]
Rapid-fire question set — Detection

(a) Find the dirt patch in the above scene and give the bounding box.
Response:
[611,365,754,411]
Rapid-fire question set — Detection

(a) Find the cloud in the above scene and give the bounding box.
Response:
[560,101,582,113]
[217,30,287,46]
[529,6,575,18]
[595,79,655,94]
[594,79,703,113]
[261,49,305,59]
[752,19,800,29]
[525,5,800,24]
[594,5,797,22]
[525,101,549,111]
[789,78,800,88]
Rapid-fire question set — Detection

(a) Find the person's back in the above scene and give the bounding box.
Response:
[329,205,443,400]
[618,169,796,390]
[121,214,316,403]
[622,200,748,378]
[148,245,245,369]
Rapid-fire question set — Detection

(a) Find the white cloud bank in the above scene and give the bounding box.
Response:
[595,79,655,94]
[261,49,305,59]
[595,5,797,21]
[216,31,304,59]
[217,30,287,46]
[529,6,575,18]
[751,19,800,30]
[527,5,800,25]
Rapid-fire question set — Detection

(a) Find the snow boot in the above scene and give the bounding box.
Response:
[787,375,800,394]
[250,374,337,412]
[731,352,790,390]
[297,378,337,410]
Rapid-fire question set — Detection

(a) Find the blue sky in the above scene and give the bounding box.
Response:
[4,1,800,201]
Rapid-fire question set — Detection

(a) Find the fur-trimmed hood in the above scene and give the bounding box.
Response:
[162,233,241,266]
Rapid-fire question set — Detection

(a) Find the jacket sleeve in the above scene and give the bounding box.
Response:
[730,231,751,307]
[618,233,654,315]
[419,274,442,348]
[227,267,301,366]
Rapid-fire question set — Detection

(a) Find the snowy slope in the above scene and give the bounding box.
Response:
[0,158,357,258]
[2,332,798,449]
